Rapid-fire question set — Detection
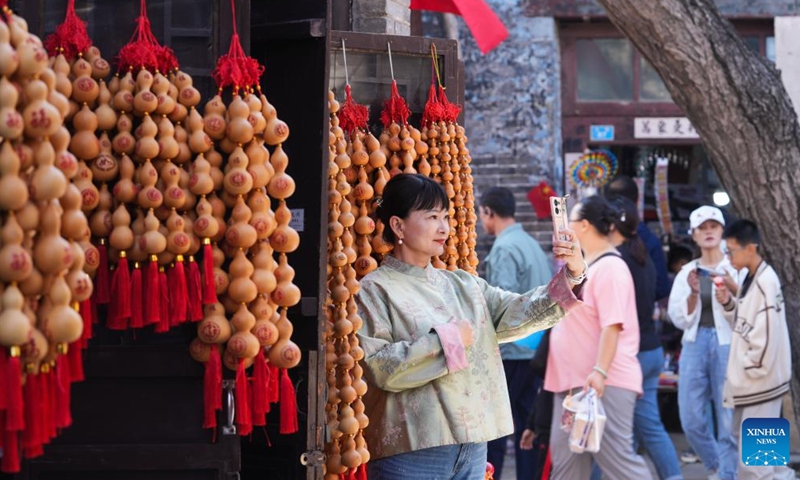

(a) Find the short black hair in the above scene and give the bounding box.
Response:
[479,187,515,218]
[377,174,450,243]
[723,219,760,246]
[667,244,694,267]
[605,175,639,203]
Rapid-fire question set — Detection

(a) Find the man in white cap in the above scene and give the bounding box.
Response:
[668,206,739,480]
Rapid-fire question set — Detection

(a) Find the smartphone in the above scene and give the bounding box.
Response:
[550,194,570,242]
[696,266,725,278]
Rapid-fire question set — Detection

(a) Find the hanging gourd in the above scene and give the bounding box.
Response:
[0,2,92,472]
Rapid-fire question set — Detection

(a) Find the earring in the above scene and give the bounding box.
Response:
[398,238,403,245]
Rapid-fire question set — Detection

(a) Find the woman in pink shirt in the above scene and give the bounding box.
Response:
[545,195,653,480]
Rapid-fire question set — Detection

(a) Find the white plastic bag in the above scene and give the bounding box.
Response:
[561,388,607,453]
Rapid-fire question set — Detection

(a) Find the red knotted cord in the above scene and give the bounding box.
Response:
[116,0,168,73]
[43,0,92,60]
[338,84,369,134]
[212,0,264,92]
[379,80,410,128]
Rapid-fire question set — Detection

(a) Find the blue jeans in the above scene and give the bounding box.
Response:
[369,442,488,480]
[487,360,541,480]
[635,347,683,480]
[678,327,737,480]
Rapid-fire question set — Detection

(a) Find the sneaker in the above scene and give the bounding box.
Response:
[680,450,699,464]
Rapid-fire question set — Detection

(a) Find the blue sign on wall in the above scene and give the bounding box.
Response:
[590,125,615,142]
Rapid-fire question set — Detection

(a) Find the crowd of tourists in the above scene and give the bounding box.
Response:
[352,173,793,480]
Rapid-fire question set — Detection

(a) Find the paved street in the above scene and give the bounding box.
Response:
[498,433,798,480]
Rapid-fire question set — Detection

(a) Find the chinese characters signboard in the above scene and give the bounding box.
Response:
[634,117,700,139]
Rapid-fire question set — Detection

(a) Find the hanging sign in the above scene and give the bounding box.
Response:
[590,125,615,142]
[654,157,673,237]
[634,117,700,139]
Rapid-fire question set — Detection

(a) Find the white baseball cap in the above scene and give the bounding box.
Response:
[689,205,725,232]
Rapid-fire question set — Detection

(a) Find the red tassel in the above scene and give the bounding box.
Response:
[339,84,369,134]
[169,259,188,326]
[357,463,368,480]
[421,83,445,127]
[46,368,57,441]
[6,351,24,431]
[145,259,161,326]
[438,85,462,123]
[0,409,5,450]
[235,359,252,437]
[115,0,161,73]
[267,364,280,404]
[202,242,217,304]
[55,350,73,429]
[187,258,204,322]
[279,369,298,434]
[0,347,7,410]
[43,0,92,60]
[252,351,268,426]
[156,45,179,74]
[68,341,84,383]
[542,449,552,479]
[39,368,53,444]
[130,266,144,328]
[380,80,411,128]
[156,268,170,333]
[95,242,111,304]
[263,363,272,414]
[23,372,43,459]
[109,255,132,327]
[80,298,93,342]
[203,345,222,429]
[211,0,264,92]
[1,429,21,474]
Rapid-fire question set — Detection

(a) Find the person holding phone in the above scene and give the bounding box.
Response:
[609,198,683,480]
[546,195,652,480]
[357,174,587,480]
[479,187,553,480]
[715,220,794,480]
[667,206,739,480]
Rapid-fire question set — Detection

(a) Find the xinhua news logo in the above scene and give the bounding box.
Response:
[741,418,790,467]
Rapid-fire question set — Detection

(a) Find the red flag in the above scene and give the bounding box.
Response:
[410,0,508,54]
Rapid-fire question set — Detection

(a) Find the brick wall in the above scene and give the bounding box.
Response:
[352,0,412,35]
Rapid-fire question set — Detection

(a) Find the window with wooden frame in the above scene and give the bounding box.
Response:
[560,20,775,117]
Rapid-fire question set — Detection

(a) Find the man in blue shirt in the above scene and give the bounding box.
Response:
[480,187,552,480]
[605,176,670,301]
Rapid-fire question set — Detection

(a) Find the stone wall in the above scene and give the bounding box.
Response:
[441,4,563,268]
[352,0,412,35]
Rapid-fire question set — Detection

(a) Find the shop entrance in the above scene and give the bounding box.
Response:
[585,143,728,246]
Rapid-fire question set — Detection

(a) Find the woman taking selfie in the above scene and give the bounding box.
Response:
[357,174,586,479]
[545,195,652,480]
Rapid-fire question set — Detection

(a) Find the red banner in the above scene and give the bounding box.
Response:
[411,0,509,54]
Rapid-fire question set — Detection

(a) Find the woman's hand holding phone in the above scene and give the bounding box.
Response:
[553,229,585,277]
